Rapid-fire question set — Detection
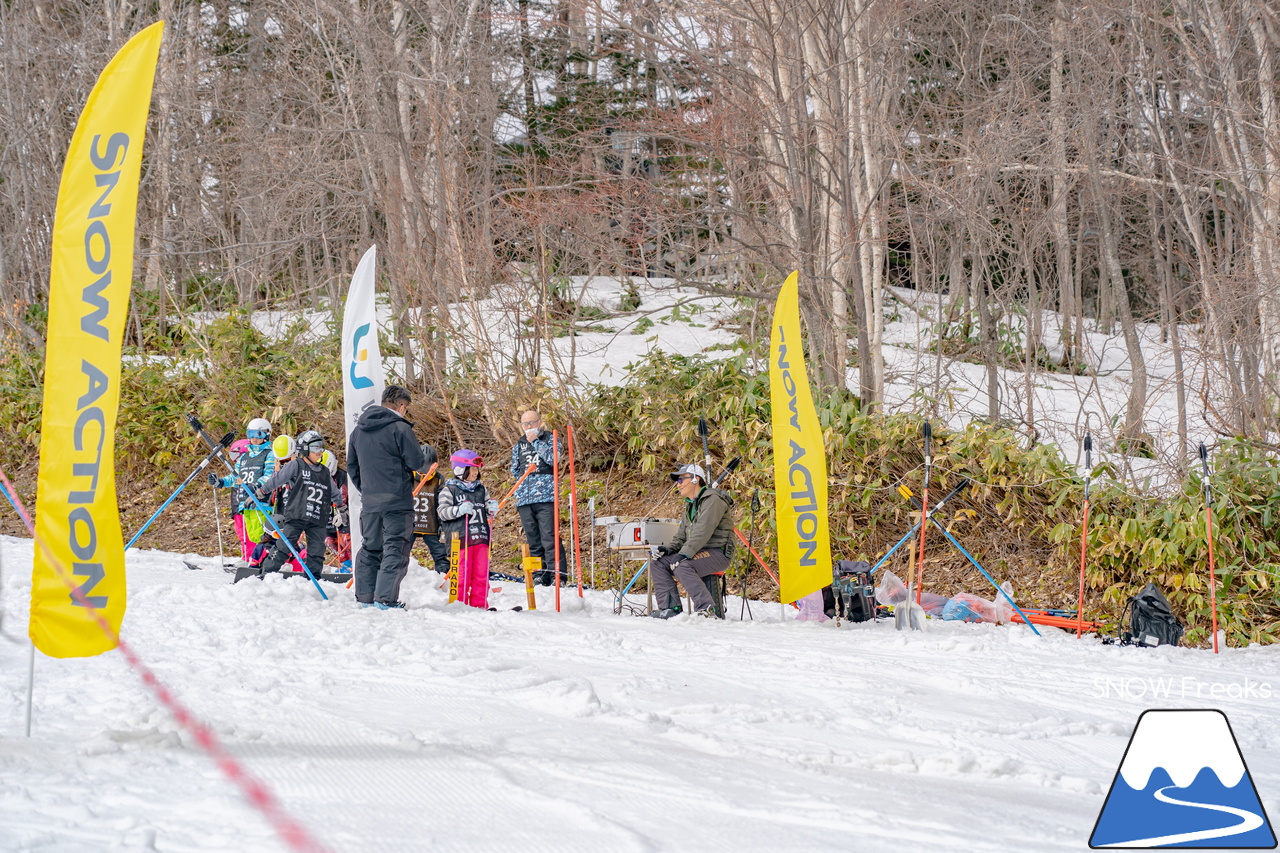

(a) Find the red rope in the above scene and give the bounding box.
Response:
[0,466,333,853]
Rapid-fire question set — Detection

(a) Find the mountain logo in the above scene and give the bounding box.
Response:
[1091,709,1276,848]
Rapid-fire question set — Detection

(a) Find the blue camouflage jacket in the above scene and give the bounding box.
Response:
[510,430,559,507]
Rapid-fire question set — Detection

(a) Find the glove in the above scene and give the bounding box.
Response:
[485,499,499,514]
[655,544,672,557]
[457,500,476,517]
[254,488,267,502]
[207,472,220,486]
[332,508,347,528]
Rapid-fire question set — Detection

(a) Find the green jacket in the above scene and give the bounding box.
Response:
[670,486,735,558]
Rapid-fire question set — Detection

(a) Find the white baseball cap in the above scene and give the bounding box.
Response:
[670,464,709,483]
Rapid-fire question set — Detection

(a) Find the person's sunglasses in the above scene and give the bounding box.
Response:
[247,428,270,440]
[677,475,696,482]
[520,421,539,428]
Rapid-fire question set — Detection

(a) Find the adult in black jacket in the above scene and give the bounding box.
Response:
[243,430,340,582]
[347,385,428,607]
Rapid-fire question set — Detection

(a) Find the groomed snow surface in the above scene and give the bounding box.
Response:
[2,535,1276,852]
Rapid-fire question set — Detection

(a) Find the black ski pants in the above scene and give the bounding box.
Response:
[420,532,451,574]
[260,519,327,579]
[517,501,567,584]
[355,509,415,604]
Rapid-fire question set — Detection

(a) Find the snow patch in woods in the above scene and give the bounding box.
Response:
[2,535,1277,851]
[182,276,1220,484]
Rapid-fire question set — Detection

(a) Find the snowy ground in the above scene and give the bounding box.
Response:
[2,535,1276,852]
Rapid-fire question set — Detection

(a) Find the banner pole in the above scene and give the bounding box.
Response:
[25,644,34,737]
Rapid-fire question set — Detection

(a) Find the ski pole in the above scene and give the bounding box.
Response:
[741,488,760,621]
[553,429,561,612]
[1076,434,1092,639]
[589,496,596,590]
[916,421,931,604]
[496,462,537,513]
[237,483,329,601]
[459,504,472,607]
[1200,442,1220,653]
[567,423,583,596]
[126,431,235,550]
[211,481,226,568]
[698,415,713,476]
[710,457,740,489]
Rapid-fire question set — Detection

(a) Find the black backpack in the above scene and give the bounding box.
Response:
[1121,583,1184,647]
[824,560,876,623]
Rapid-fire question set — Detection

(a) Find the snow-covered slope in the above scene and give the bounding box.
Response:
[2,535,1276,852]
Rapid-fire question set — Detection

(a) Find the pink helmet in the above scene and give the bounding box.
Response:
[449,449,483,475]
[230,439,252,456]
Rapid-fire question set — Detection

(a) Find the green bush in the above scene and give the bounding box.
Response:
[576,351,1280,647]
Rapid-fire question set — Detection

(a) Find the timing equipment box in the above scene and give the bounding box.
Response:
[602,517,680,559]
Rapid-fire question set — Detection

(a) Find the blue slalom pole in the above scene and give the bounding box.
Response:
[238,482,329,601]
[923,515,1040,636]
[126,432,234,551]
[616,559,649,609]
[870,524,920,574]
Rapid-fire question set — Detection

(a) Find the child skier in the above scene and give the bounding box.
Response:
[436,450,499,609]
[242,430,341,582]
[210,417,276,562]
[247,434,299,570]
[411,444,449,575]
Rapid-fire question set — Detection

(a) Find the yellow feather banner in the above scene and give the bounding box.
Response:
[769,271,832,603]
[31,22,164,658]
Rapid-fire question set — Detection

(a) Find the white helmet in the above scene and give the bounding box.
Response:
[246,418,272,441]
[320,449,338,476]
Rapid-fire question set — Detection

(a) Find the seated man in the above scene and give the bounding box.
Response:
[649,464,735,619]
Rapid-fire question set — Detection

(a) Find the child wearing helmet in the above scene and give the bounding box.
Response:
[246,433,301,572]
[240,430,342,582]
[436,449,500,608]
[411,444,449,574]
[209,417,276,563]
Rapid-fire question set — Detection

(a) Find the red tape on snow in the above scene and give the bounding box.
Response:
[0,466,332,853]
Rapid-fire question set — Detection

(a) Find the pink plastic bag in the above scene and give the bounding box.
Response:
[797,589,830,622]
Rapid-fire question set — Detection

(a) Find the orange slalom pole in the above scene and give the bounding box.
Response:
[412,462,438,497]
[567,423,584,596]
[496,462,537,513]
[733,528,779,587]
[1076,435,1092,639]
[1200,442,1220,653]
[553,429,561,612]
